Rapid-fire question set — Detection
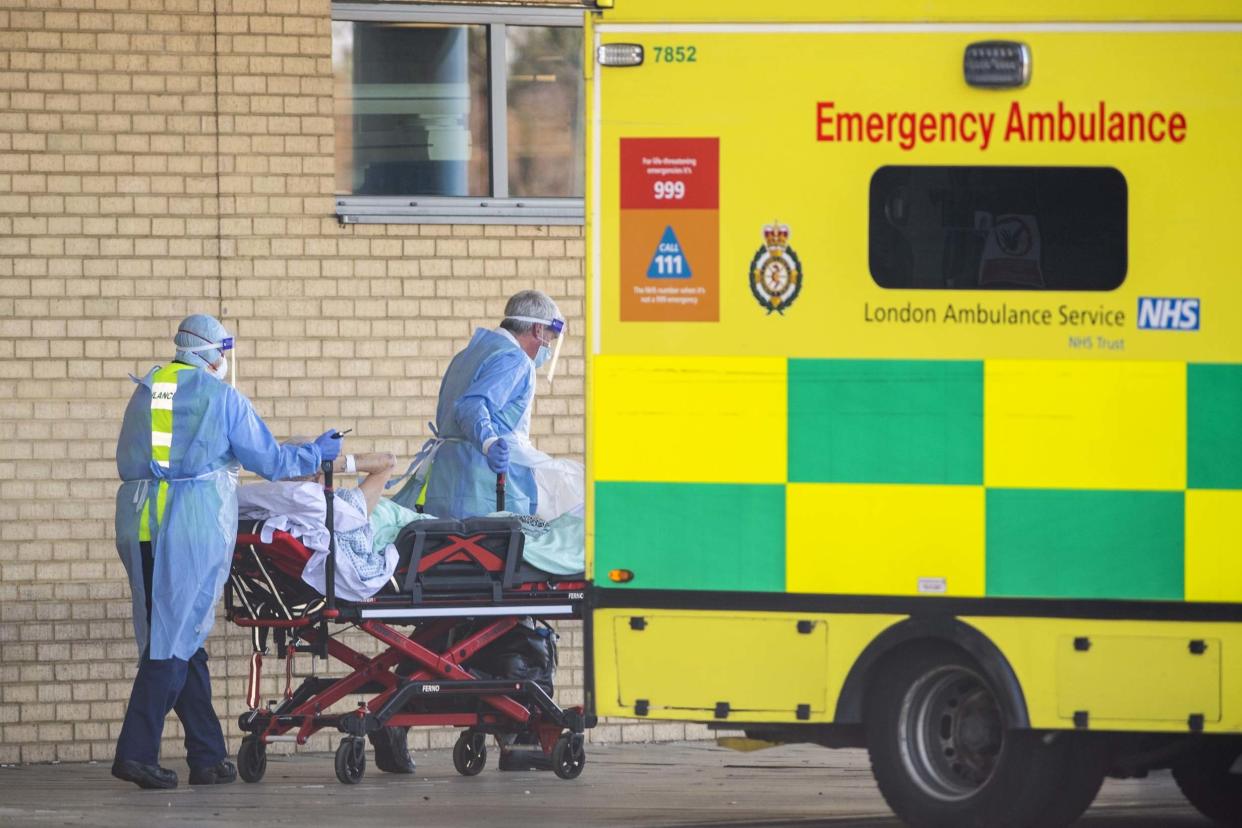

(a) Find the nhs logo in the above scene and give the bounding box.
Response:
[1137,297,1200,331]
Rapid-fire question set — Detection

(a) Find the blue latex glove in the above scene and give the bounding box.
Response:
[486,438,509,474]
[313,429,343,463]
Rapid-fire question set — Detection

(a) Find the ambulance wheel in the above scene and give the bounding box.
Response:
[1031,736,1109,828]
[551,733,586,780]
[237,736,266,783]
[1173,739,1242,827]
[334,737,366,785]
[452,730,487,776]
[865,644,1099,828]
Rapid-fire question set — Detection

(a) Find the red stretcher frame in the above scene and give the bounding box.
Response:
[224,463,593,783]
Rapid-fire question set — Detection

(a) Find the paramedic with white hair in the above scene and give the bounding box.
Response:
[393,289,579,520]
[111,313,343,790]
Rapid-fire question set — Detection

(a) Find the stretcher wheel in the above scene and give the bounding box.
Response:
[551,733,586,780]
[452,730,488,776]
[237,736,267,783]
[334,737,366,785]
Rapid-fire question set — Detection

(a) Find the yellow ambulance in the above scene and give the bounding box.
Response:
[583,2,1242,825]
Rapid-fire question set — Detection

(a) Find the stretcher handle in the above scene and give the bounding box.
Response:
[496,472,506,513]
[322,460,336,613]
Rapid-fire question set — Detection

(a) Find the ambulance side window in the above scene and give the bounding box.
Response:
[868,166,1127,291]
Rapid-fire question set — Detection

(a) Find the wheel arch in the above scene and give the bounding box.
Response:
[834,615,1030,729]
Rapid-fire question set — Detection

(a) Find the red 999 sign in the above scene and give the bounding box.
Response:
[620,138,719,211]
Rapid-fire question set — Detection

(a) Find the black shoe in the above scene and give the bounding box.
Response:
[369,726,416,774]
[188,760,237,785]
[112,759,178,790]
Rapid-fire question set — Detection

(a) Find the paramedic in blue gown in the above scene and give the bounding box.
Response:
[400,290,564,520]
[112,314,343,789]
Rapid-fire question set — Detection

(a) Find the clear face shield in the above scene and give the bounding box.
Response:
[505,315,566,382]
[178,335,236,388]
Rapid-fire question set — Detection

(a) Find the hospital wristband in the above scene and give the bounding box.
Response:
[344,454,356,474]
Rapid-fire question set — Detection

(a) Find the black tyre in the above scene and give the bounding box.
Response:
[334,737,366,785]
[1173,740,1242,827]
[369,725,415,774]
[452,730,488,776]
[551,733,586,780]
[237,736,267,784]
[1029,735,1108,828]
[865,644,1101,828]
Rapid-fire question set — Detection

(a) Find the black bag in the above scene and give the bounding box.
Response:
[468,621,558,688]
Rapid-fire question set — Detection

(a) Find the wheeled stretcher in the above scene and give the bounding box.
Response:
[224,465,593,784]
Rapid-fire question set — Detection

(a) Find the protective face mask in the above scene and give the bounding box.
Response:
[209,356,228,381]
[533,344,552,369]
[504,315,565,381]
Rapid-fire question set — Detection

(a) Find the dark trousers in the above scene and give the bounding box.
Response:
[114,542,227,769]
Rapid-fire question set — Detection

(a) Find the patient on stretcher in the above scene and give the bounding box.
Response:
[237,451,585,602]
[237,451,407,601]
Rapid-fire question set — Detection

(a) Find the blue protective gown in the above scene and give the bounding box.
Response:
[115,365,322,661]
[418,328,538,520]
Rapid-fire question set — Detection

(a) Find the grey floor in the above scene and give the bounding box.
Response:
[0,741,1209,827]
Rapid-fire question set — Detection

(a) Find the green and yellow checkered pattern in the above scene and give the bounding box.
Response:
[592,356,1242,603]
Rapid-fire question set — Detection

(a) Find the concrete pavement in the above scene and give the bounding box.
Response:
[0,741,1210,827]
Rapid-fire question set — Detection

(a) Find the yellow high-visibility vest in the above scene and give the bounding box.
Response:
[138,362,194,542]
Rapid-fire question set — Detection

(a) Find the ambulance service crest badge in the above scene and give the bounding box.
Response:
[749,222,802,314]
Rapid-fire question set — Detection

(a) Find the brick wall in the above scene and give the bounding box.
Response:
[0,0,710,765]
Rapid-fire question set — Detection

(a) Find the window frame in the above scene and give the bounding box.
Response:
[332,2,585,225]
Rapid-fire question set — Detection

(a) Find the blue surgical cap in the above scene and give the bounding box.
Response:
[174,313,232,370]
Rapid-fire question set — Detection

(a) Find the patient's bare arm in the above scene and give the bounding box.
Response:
[332,452,397,515]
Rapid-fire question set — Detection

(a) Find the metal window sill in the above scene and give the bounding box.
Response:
[336,197,585,226]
